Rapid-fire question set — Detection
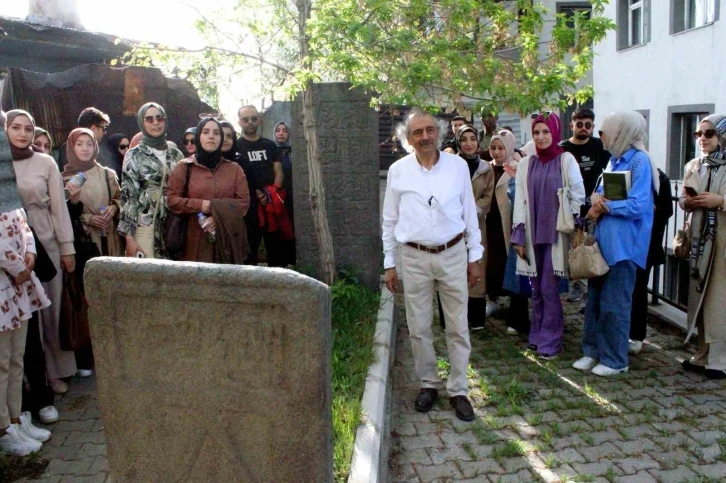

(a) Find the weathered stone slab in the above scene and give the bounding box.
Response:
[85,258,332,483]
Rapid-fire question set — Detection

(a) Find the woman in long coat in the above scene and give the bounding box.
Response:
[681,114,726,380]
[7,110,77,394]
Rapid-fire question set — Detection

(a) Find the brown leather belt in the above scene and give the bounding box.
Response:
[406,233,464,254]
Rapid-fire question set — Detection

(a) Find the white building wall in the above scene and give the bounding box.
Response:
[593,2,726,177]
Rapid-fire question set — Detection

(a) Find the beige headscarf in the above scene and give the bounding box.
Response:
[489,130,518,165]
[600,111,659,193]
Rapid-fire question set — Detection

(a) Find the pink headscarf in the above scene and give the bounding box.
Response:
[531,112,564,163]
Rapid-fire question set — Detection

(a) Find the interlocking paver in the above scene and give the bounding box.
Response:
[388,293,726,482]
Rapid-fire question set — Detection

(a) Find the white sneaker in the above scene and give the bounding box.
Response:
[39,406,59,424]
[77,369,93,378]
[506,327,518,335]
[19,413,51,442]
[628,340,643,354]
[591,363,628,376]
[485,301,499,317]
[572,356,599,371]
[0,424,42,456]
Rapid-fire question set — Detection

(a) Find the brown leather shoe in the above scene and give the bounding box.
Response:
[450,396,475,422]
[414,388,438,413]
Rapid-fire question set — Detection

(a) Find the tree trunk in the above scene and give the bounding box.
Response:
[297,0,336,285]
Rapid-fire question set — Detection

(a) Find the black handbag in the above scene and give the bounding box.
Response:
[29,227,57,283]
[163,163,192,260]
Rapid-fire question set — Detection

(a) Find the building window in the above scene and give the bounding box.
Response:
[617,0,651,51]
[629,1,644,46]
[672,0,718,33]
[667,105,714,179]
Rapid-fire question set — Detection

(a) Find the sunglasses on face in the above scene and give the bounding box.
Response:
[575,121,593,129]
[118,144,129,150]
[694,129,717,139]
[531,111,553,119]
[240,116,258,123]
[144,115,166,124]
[183,138,195,145]
[94,124,108,133]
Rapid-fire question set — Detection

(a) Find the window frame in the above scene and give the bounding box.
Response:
[629,0,644,46]
[670,0,719,34]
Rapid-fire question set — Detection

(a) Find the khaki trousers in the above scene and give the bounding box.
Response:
[691,313,726,371]
[0,321,28,428]
[400,242,471,397]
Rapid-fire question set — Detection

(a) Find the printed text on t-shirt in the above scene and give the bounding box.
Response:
[247,150,268,162]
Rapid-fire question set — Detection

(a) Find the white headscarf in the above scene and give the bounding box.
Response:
[600,111,659,194]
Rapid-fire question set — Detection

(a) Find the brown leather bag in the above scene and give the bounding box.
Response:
[59,271,91,351]
[673,213,691,259]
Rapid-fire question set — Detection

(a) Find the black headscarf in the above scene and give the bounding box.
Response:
[107,133,128,177]
[454,124,480,177]
[194,117,224,170]
[219,121,238,160]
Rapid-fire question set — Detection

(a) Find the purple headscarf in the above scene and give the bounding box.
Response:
[531,112,564,163]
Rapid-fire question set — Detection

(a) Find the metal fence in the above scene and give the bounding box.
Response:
[650,181,689,311]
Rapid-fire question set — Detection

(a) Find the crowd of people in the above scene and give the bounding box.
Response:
[0,102,295,456]
[383,106,724,422]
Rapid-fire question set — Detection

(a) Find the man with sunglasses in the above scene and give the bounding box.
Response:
[57,107,111,172]
[560,108,611,303]
[236,105,286,267]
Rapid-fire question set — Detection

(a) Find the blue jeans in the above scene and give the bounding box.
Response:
[583,260,637,370]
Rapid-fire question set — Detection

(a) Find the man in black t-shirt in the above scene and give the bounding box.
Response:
[560,108,611,205]
[560,108,611,303]
[237,105,286,267]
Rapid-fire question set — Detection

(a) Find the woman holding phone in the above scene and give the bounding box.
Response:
[680,114,726,379]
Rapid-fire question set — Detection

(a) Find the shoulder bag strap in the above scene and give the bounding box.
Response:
[150,157,168,229]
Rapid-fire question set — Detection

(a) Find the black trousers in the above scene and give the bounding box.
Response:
[21,313,54,417]
[75,343,95,371]
[630,265,653,342]
[506,294,531,336]
[245,221,286,267]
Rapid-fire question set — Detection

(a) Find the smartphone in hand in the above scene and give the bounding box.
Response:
[685,186,698,197]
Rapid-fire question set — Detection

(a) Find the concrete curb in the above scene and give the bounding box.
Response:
[348,283,396,483]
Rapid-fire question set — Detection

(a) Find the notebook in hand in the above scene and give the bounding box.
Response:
[602,171,631,201]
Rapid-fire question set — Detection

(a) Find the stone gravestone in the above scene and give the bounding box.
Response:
[290,83,381,289]
[85,258,333,483]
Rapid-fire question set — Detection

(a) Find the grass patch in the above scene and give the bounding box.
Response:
[491,439,527,459]
[330,280,380,482]
[0,452,48,483]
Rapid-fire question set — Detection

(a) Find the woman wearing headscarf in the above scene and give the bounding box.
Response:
[6,110,77,394]
[274,121,296,266]
[485,130,518,318]
[167,117,250,264]
[573,111,656,376]
[680,114,726,379]
[32,128,53,156]
[220,121,239,162]
[118,103,184,259]
[453,124,494,330]
[181,127,197,158]
[106,133,129,179]
[63,128,123,257]
[511,112,585,360]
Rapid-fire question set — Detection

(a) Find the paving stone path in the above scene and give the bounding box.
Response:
[15,375,109,483]
[389,294,726,483]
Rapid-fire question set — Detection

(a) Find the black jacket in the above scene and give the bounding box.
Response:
[647,169,674,267]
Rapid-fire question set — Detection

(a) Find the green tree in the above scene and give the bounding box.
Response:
[310,0,614,116]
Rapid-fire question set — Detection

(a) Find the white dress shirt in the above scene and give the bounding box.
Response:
[382,151,484,269]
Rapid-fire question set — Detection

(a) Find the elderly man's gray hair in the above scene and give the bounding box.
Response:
[395,108,448,154]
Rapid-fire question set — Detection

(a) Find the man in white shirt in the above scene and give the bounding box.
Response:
[382,109,483,422]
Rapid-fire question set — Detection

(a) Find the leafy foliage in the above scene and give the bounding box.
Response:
[120,0,614,116]
[310,0,614,115]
